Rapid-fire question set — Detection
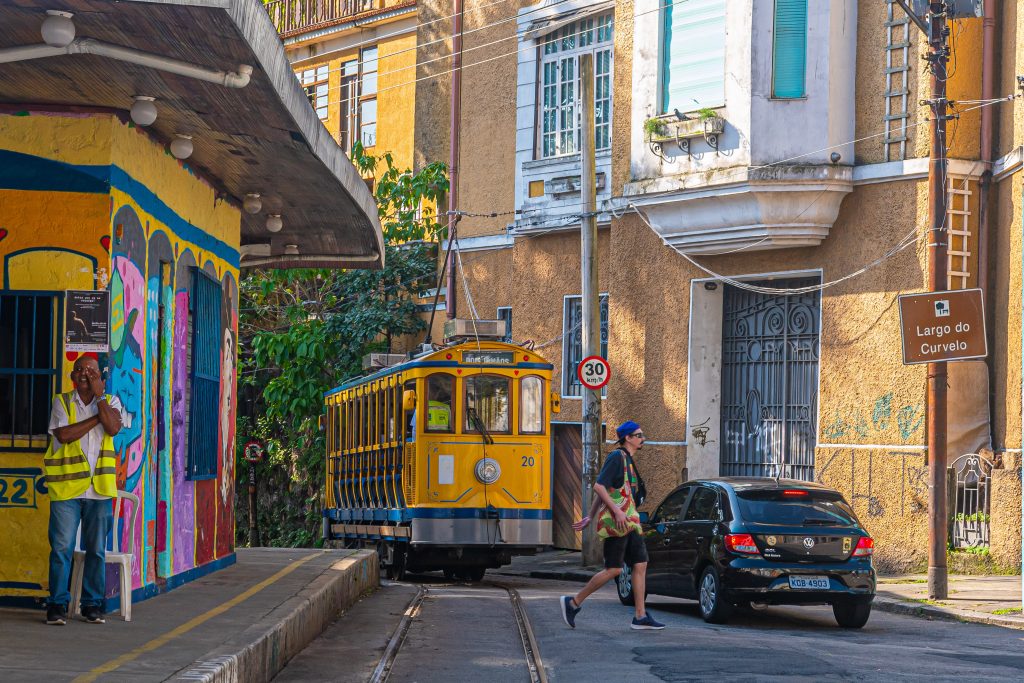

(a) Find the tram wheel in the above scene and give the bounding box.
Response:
[386,547,407,581]
[465,567,486,582]
[442,568,456,581]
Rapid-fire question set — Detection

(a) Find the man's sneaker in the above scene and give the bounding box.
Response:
[560,595,581,629]
[631,614,665,630]
[45,604,67,625]
[82,606,106,624]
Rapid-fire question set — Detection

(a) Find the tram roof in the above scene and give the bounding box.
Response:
[324,342,554,397]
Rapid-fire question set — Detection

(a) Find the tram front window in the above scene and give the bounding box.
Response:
[465,375,510,434]
[426,374,454,432]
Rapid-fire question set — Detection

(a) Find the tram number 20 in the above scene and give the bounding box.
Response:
[521,456,535,467]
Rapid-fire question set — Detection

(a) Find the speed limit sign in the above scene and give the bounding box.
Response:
[577,355,611,391]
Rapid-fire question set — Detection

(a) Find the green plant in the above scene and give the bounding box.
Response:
[236,146,448,548]
[952,545,991,556]
[992,607,1022,616]
[696,107,719,121]
[954,512,990,523]
[643,117,669,140]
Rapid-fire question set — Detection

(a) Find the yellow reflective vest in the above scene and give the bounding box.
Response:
[427,401,451,430]
[44,391,118,501]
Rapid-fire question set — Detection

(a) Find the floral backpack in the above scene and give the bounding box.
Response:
[596,450,643,539]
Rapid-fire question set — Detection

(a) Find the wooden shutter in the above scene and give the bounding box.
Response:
[188,269,222,480]
[772,0,808,98]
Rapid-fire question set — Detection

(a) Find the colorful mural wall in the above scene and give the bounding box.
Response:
[0,111,240,604]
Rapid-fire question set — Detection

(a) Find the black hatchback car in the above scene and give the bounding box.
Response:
[615,478,876,628]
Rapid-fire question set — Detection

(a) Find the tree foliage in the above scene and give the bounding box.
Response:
[235,145,448,547]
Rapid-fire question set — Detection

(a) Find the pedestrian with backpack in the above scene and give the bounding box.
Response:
[559,420,664,630]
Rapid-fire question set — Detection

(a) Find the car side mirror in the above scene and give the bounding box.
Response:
[638,511,650,524]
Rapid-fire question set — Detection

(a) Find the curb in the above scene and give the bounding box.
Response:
[506,568,1024,630]
[169,550,379,682]
[871,595,1024,630]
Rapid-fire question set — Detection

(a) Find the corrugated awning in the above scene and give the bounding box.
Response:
[520,1,615,42]
[0,0,383,270]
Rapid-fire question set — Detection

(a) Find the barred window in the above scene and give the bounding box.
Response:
[0,292,62,451]
[562,294,608,397]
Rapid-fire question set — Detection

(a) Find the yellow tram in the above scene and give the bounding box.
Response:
[323,337,558,580]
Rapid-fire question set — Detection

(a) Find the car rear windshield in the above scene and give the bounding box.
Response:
[736,490,859,527]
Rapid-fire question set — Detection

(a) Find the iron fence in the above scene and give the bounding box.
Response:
[949,453,992,549]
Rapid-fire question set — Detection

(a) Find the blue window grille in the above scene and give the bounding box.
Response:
[0,291,63,452]
[497,307,512,342]
[772,0,808,98]
[187,269,222,480]
[661,0,727,114]
[562,294,608,397]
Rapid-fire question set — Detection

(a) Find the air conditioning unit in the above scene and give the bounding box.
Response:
[443,318,507,342]
[362,353,407,370]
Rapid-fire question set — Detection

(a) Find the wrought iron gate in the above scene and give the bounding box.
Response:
[720,279,821,480]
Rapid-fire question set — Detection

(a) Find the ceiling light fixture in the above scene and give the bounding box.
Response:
[284,244,299,255]
[243,193,262,215]
[130,96,157,126]
[170,134,193,160]
[266,214,283,233]
[41,10,75,48]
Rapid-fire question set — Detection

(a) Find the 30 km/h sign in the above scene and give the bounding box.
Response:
[898,288,987,365]
[577,355,611,390]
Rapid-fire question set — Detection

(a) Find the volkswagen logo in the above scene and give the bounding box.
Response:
[802,537,816,550]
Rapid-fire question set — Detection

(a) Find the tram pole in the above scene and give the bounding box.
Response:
[579,53,602,567]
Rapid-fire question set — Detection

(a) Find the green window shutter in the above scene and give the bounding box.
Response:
[772,0,807,98]
[661,0,727,114]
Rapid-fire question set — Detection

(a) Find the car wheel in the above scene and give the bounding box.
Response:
[833,599,871,628]
[698,566,732,624]
[615,564,635,606]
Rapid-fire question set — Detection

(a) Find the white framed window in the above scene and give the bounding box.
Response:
[360,47,379,147]
[339,59,358,153]
[538,13,613,159]
[661,0,726,114]
[562,294,608,397]
[298,65,329,120]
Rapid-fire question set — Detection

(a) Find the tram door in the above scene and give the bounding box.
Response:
[720,278,821,481]
[552,423,583,550]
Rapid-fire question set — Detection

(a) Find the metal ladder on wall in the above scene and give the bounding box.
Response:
[884,1,911,162]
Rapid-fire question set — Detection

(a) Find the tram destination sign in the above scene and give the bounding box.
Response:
[898,288,987,365]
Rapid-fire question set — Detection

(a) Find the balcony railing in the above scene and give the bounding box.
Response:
[264,0,380,36]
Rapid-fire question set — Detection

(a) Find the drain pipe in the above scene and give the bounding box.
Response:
[0,38,252,88]
[446,0,464,320]
[978,0,996,443]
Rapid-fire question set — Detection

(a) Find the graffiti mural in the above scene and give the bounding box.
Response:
[0,111,241,604]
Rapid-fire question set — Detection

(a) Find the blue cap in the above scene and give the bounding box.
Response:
[616,420,641,441]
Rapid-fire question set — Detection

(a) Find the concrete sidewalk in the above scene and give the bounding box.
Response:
[494,549,1024,630]
[0,547,378,682]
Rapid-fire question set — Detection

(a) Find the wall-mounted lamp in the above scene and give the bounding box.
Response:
[130,96,157,126]
[243,193,262,215]
[266,214,283,233]
[170,134,193,160]
[41,10,75,48]
[284,244,299,255]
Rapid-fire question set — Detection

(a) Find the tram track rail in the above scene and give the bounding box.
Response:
[369,579,548,683]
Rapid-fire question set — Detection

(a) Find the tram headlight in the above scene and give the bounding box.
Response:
[475,458,501,485]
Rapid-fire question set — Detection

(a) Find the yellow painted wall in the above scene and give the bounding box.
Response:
[0,111,241,598]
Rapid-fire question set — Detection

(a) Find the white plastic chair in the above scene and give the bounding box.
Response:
[70,490,139,621]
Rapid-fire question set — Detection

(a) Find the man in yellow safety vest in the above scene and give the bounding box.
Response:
[44,355,125,625]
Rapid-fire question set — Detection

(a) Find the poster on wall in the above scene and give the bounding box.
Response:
[64,290,110,352]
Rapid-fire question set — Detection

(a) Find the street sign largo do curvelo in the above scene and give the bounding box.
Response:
[577,355,611,390]
[898,288,987,365]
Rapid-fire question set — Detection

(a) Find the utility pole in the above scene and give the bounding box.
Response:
[924,1,950,601]
[446,0,464,321]
[578,53,602,567]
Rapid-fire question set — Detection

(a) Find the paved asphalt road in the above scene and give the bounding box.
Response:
[276,574,1024,682]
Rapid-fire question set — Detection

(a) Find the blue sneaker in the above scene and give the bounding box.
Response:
[560,595,581,628]
[631,614,665,630]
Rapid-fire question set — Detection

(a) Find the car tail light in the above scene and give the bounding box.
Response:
[782,489,809,496]
[725,533,760,555]
[852,536,874,557]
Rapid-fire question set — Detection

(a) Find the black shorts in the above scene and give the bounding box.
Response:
[603,530,648,569]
